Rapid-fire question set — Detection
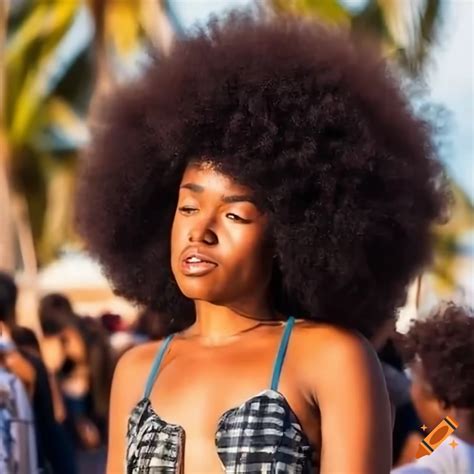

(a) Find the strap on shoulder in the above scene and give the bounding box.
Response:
[143,334,174,399]
[270,316,295,390]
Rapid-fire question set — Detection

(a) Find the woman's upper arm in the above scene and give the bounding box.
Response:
[106,345,149,474]
[312,330,392,473]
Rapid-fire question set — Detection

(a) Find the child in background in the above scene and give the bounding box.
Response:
[392,303,474,473]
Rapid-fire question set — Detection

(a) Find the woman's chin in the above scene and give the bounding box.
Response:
[178,284,221,303]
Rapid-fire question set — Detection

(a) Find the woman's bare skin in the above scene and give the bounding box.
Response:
[109,320,390,473]
[107,164,392,473]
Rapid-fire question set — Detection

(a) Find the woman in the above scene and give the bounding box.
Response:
[76,12,447,473]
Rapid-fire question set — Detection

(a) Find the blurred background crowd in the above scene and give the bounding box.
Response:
[0,1,472,473]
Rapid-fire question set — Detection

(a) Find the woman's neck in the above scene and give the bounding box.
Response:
[185,299,281,341]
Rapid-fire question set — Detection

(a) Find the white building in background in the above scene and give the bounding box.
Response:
[35,251,136,322]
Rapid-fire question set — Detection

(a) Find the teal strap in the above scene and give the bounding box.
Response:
[270,316,295,390]
[143,334,174,398]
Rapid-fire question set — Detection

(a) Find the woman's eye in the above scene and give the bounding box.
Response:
[178,207,249,222]
[178,206,197,214]
[226,213,249,223]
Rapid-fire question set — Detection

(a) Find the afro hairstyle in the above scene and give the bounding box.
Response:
[76,11,447,337]
[398,303,474,408]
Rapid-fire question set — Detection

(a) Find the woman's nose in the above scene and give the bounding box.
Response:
[188,221,218,245]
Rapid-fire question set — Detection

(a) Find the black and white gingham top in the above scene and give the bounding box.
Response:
[126,317,317,473]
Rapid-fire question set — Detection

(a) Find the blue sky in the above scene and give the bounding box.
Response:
[171,0,473,201]
[427,1,473,200]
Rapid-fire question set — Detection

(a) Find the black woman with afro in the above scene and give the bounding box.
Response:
[76,10,447,474]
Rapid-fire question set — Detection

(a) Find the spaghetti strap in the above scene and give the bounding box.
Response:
[143,334,174,399]
[270,316,295,390]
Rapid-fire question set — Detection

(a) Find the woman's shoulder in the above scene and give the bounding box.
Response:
[111,339,166,400]
[290,320,379,376]
[290,320,387,410]
[292,320,371,352]
[116,339,165,376]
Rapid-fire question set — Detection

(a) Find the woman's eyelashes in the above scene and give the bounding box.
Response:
[226,213,251,223]
[177,206,251,223]
[178,206,198,215]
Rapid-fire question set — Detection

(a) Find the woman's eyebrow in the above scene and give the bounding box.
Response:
[180,183,256,204]
[180,183,204,192]
[221,194,256,204]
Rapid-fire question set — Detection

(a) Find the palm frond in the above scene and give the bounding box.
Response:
[269,0,350,24]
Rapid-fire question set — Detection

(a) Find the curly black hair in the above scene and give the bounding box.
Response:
[398,303,474,408]
[76,11,447,337]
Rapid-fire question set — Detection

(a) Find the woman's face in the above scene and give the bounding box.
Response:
[171,163,272,307]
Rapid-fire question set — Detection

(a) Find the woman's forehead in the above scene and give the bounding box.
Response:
[180,162,253,195]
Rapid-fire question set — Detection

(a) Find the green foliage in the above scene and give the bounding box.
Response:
[3,0,173,265]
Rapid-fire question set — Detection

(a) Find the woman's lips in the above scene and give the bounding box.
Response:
[181,260,217,276]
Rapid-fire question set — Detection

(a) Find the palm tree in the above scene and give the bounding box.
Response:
[269,0,442,76]
[2,0,177,269]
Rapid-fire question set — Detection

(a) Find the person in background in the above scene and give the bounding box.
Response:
[379,338,426,467]
[99,312,133,357]
[0,343,38,474]
[80,314,115,436]
[0,271,77,474]
[101,309,166,355]
[39,293,114,449]
[12,325,67,426]
[371,318,425,467]
[0,273,36,398]
[132,308,166,342]
[10,325,41,355]
[100,312,126,335]
[392,303,474,473]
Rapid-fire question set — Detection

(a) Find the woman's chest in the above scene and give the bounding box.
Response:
[145,341,321,456]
